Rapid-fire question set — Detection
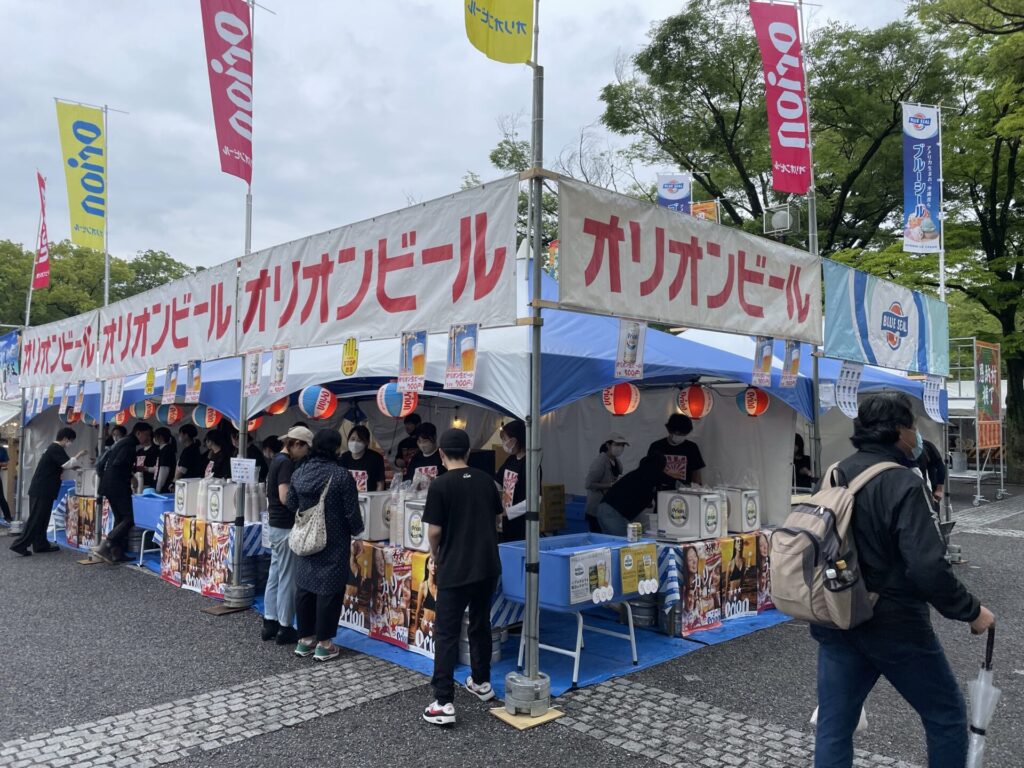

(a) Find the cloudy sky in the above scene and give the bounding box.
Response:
[2,1,907,269]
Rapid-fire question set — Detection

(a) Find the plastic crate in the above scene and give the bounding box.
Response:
[499,532,647,610]
[564,496,588,521]
[132,494,175,531]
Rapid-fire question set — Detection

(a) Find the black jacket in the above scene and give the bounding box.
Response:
[834,443,979,628]
[97,435,140,496]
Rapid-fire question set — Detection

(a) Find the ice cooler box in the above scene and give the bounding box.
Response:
[402,499,430,552]
[656,490,725,542]
[356,491,391,541]
[499,533,651,610]
[132,493,175,531]
[722,488,760,533]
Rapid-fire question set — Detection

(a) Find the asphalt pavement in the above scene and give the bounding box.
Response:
[0,477,1019,767]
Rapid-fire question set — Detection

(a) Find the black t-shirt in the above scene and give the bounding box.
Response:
[339,450,386,492]
[246,443,269,483]
[647,438,706,490]
[29,443,70,501]
[156,443,177,493]
[206,450,232,480]
[404,451,446,483]
[602,466,661,521]
[137,444,160,488]
[266,452,296,529]
[794,455,814,490]
[496,454,528,542]
[422,466,502,589]
[177,443,206,479]
[395,435,419,466]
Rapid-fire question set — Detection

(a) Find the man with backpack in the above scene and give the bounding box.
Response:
[775,393,994,768]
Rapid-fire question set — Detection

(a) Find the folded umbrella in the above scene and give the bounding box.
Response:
[967,627,1001,768]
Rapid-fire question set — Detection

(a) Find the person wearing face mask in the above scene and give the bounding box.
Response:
[394,413,422,472]
[584,434,628,533]
[495,419,531,542]
[808,392,994,768]
[647,413,705,491]
[404,423,446,484]
[10,428,86,556]
[339,425,386,492]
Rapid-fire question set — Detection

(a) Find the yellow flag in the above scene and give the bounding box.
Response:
[56,101,106,251]
[465,0,533,64]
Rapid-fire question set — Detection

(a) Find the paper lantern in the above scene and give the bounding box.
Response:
[113,409,131,426]
[677,385,714,419]
[602,383,640,416]
[298,386,338,420]
[192,405,223,429]
[266,396,289,415]
[376,382,418,419]
[157,404,184,426]
[82,413,99,427]
[736,387,770,417]
[130,400,157,420]
[247,416,263,432]
[59,410,82,425]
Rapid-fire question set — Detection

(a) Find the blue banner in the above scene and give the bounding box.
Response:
[902,104,941,254]
[656,173,691,214]
[0,331,19,401]
[824,260,949,376]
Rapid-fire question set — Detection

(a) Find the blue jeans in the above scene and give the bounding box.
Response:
[811,624,967,768]
[596,502,628,536]
[264,526,296,628]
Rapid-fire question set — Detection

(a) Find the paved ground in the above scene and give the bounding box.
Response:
[0,478,1018,767]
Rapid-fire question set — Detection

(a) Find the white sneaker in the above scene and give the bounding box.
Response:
[465,677,495,702]
[423,700,456,726]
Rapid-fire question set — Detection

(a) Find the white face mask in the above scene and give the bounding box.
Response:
[418,440,434,454]
[502,439,516,454]
[348,441,365,455]
[667,434,685,446]
[609,445,625,458]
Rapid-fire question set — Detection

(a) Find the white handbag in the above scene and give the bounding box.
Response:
[288,478,331,556]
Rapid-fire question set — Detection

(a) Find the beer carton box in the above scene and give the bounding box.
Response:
[340,540,375,634]
[369,545,411,649]
[757,530,775,613]
[160,512,183,586]
[678,539,723,636]
[406,551,436,658]
[541,484,566,533]
[719,533,758,620]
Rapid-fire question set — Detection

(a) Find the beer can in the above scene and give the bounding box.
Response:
[627,522,642,543]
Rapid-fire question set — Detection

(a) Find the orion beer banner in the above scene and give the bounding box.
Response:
[824,260,949,376]
[237,177,518,351]
[55,101,106,251]
[558,180,822,344]
[201,0,253,183]
[20,312,99,388]
[902,104,941,253]
[98,261,238,379]
[749,2,812,195]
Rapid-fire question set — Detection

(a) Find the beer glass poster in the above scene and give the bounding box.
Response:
[615,319,646,379]
[398,330,427,393]
[445,323,478,390]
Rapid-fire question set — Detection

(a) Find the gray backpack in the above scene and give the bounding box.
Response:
[770,461,901,629]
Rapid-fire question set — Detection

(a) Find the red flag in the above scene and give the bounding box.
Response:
[749,2,812,195]
[33,172,50,290]
[200,0,253,184]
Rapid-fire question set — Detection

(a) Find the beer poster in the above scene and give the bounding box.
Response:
[66,495,80,549]
[369,545,412,648]
[180,517,206,593]
[679,540,722,636]
[398,330,427,393]
[78,496,97,548]
[340,540,375,635]
[757,531,775,613]
[201,522,233,599]
[719,534,758,620]
[444,323,478,391]
[185,360,201,404]
[268,345,289,396]
[160,513,184,587]
[162,364,179,405]
[614,318,647,380]
[407,551,437,658]
[780,340,800,388]
[619,543,658,596]
[752,336,774,387]
[243,350,262,397]
[569,547,613,604]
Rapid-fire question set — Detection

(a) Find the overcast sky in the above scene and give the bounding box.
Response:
[2,1,907,269]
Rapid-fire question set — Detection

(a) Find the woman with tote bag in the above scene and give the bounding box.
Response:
[287,429,363,662]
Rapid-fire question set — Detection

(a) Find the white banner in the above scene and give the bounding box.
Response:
[20,312,99,388]
[836,361,863,418]
[237,177,518,351]
[752,336,773,387]
[98,261,238,379]
[924,375,944,423]
[558,180,822,344]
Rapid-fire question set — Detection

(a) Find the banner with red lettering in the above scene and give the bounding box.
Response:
[558,180,822,344]
[749,2,812,195]
[237,176,518,351]
[98,261,238,379]
[34,172,51,290]
[20,312,99,388]
[200,0,253,184]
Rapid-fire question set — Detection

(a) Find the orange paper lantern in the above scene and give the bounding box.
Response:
[677,385,714,419]
[602,383,640,416]
[736,387,770,417]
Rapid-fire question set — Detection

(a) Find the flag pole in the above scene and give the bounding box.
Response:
[505,0,552,718]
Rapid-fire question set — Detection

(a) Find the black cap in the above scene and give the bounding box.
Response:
[439,428,470,455]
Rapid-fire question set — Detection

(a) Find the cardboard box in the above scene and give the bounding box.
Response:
[540,484,566,533]
[677,539,723,636]
[719,533,758,620]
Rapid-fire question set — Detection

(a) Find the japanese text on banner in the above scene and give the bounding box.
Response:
[34,172,51,289]
[237,177,518,350]
[445,323,478,390]
[558,180,822,344]
[97,261,237,379]
[56,101,106,251]
[464,0,533,64]
[20,312,99,388]
[902,104,941,254]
